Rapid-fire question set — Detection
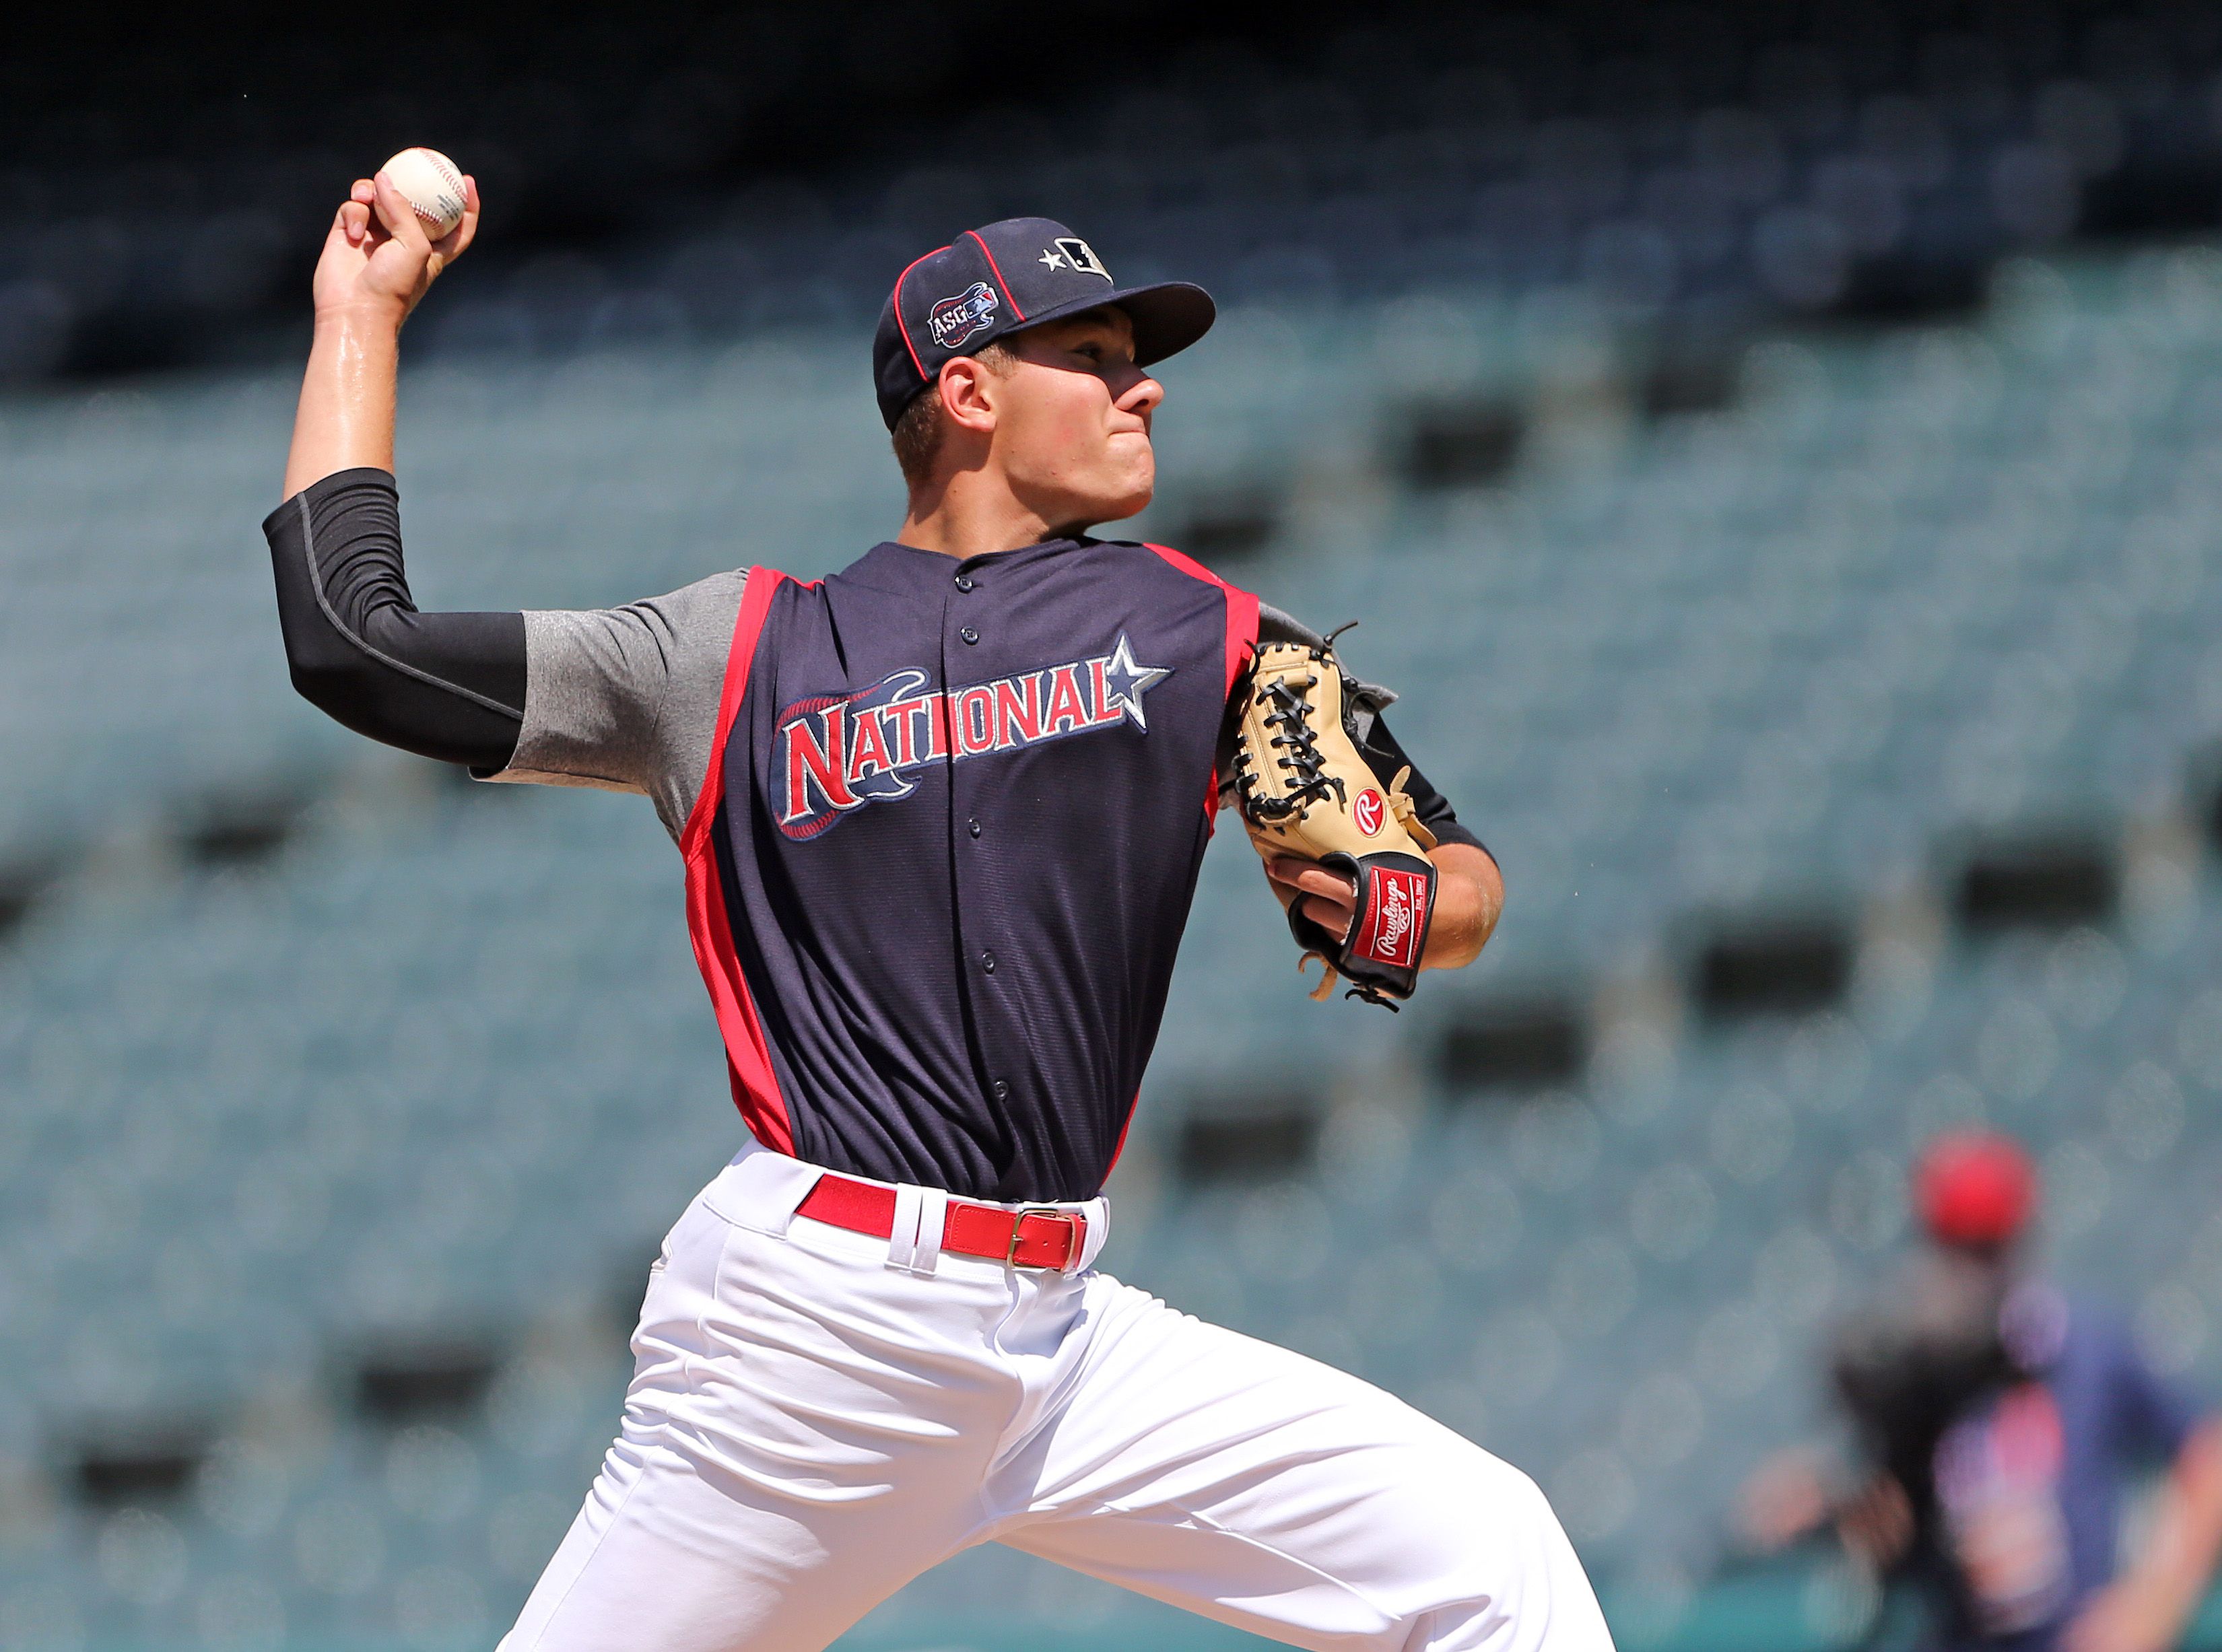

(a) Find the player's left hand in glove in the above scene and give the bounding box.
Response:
[1229,635,1438,1008]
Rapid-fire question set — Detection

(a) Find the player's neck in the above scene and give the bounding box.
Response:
[897,471,1090,560]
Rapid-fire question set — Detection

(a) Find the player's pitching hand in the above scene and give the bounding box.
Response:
[1267,858,1358,942]
[2062,1577,2186,1652]
[312,170,479,329]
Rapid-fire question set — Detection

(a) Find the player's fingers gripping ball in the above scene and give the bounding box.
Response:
[380,147,467,240]
[1232,638,1437,1007]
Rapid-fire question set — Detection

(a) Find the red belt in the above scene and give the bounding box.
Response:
[795,1173,1088,1272]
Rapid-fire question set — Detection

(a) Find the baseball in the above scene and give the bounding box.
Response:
[380,147,467,240]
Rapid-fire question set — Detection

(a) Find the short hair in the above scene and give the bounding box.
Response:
[891,343,1015,489]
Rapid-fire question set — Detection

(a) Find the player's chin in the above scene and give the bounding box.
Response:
[1087,481,1154,524]
[1093,449,1155,522]
[1075,468,1154,525]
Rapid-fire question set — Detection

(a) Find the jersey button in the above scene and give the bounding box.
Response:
[980,950,997,974]
[967,817,982,838]
[992,1080,1010,1100]
[960,626,980,644]
[954,574,975,592]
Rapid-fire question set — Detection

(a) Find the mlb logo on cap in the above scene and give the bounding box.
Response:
[874,217,1215,430]
[1046,237,1111,279]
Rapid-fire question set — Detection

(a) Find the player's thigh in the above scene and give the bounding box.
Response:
[499,1432,949,1652]
[997,1284,1613,1652]
[502,1198,1006,1652]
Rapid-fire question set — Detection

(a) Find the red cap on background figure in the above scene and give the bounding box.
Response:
[1914,1130,2038,1249]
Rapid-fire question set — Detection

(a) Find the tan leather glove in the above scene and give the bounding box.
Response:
[1230,638,1437,1007]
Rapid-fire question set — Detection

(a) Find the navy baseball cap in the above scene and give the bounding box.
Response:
[873,217,1215,429]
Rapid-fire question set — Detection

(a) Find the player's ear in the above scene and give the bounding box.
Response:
[937,355,1000,436]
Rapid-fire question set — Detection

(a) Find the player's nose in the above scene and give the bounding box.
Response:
[1116,370,1164,419]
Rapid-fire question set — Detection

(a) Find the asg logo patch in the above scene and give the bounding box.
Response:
[1040,238,1112,281]
[774,635,1171,839]
[928,281,1000,350]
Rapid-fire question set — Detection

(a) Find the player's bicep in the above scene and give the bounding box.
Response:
[489,606,675,795]
[488,569,743,827]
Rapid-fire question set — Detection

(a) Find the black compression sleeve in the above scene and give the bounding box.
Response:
[264,468,527,769]
[1357,713,1486,856]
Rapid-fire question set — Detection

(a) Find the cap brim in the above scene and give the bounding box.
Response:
[1007,280,1216,368]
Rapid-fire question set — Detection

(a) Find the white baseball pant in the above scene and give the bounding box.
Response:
[498,1142,1614,1652]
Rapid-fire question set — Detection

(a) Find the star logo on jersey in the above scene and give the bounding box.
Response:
[772,635,1174,839]
[1098,633,1170,729]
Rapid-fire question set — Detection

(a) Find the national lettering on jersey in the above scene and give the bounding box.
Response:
[774,633,1171,839]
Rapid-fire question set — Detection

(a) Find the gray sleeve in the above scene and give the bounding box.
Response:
[483,570,748,841]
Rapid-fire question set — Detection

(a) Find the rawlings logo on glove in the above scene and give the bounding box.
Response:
[1229,636,1438,1008]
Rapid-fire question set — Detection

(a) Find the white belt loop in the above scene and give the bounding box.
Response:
[887,1184,927,1271]
[910,1188,949,1276]
[709,1140,819,1237]
[1076,1198,1110,1272]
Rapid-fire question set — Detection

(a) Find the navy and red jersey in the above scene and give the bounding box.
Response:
[267,473,1481,1206]
[685,536,1256,1203]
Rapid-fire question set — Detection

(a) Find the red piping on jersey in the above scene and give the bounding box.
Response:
[1144,543,1261,831]
[1143,543,1259,698]
[682,566,795,1153]
[1105,1090,1141,1177]
[889,246,950,380]
[965,230,1028,322]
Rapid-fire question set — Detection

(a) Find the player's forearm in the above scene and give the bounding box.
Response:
[264,468,527,768]
[1421,842,1501,971]
[2123,1420,2222,1635]
[283,308,403,502]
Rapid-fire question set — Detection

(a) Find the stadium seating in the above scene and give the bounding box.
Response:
[14,3,2222,387]
[9,237,2222,1649]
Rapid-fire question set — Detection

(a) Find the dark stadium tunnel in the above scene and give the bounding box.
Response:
[1438,992,1589,1091]
[1951,833,2119,934]
[1160,492,1282,567]
[1401,399,1528,490]
[69,1423,215,1508]
[351,1338,506,1424]
[0,860,53,942]
[176,790,312,870]
[1689,912,1858,1021]
[1176,1104,1320,1181]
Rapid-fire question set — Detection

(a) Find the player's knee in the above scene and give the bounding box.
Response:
[1438,1439,1559,1540]
[1392,1455,1605,1649]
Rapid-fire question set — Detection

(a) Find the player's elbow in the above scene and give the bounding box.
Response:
[286,650,371,722]
[284,648,409,748]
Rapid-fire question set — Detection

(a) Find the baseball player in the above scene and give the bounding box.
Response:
[264,168,1611,1651]
[1741,1133,2222,1652]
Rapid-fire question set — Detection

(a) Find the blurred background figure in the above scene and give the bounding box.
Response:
[1743,1132,2222,1652]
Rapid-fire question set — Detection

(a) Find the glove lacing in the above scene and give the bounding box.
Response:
[1248,672,1345,823]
